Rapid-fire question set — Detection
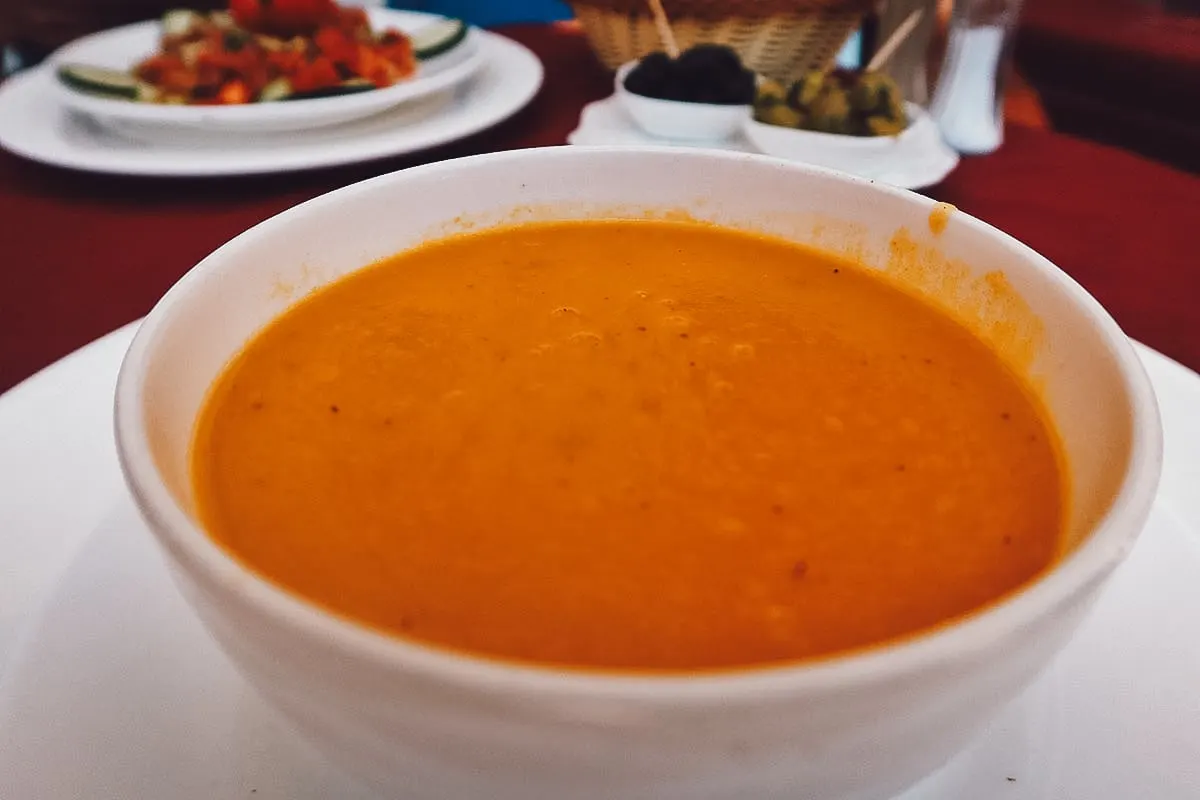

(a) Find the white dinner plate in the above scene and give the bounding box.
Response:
[0,30,542,177]
[47,9,486,135]
[568,97,960,191]
[1,323,1198,799]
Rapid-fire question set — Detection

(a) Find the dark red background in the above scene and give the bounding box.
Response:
[2,24,1198,393]
[1016,0,1200,173]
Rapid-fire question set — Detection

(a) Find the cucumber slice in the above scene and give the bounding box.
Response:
[285,79,376,101]
[161,9,202,37]
[56,64,139,100]
[411,18,467,60]
[258,77,293,102]
[135,82,161,103]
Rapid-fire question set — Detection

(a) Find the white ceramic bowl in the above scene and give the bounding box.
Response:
[115,146,1161,800]
[742,102,960,183]
[614,61,750,141]
[48,9,484,135]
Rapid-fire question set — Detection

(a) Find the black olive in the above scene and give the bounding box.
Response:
[711,78,739,103]
[658,72,686,101]
[647,51,673,65]
[677,43,743,77]
[637,51,674,77]
[624,44,754,105]
[623,51,674,98]
[730,69,756,104]
[624,70,661,97]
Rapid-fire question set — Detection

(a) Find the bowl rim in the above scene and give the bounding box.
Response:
[114,145,1163,703]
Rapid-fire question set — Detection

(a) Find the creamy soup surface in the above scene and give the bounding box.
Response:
[192,219,1065,671]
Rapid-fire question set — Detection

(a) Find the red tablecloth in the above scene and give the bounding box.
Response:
[2,24,1198,393]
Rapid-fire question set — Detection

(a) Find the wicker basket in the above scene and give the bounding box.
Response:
[569,0,872,83]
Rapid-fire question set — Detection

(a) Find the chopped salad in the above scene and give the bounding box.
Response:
[56,1,466,105]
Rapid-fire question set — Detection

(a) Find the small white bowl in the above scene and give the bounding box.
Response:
[614,61,750,142]
[743,102,952,177]
[115,146,1161,800]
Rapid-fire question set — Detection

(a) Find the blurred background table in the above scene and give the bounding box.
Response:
[1015,0,1200,173]
[1,21,1198,393]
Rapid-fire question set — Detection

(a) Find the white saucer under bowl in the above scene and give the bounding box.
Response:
[1,322,1198,798]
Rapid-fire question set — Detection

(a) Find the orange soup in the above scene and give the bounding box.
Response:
[191,219,1066,671]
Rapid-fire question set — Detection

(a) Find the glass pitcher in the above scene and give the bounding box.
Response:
[929,0,1024,154]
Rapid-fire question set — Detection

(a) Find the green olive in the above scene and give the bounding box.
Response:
[787,71,826,110]
[866,115,907,136]
[756,102,806,128]
[756,78,786,106]
[808,86,852,134]
[849,72,890,113]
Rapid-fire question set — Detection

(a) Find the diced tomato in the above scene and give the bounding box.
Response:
[132,2,416,103]
[134,53,183,83]
[198,46,251,72]
[267,49,307,76]
[134,53,203,94]
[191,63,227,95]
[217,80,251,104]
[277,0,339,19]
[351,45,383,87]
[231,0,339,36]
[314,26,356,64]
[229,0,264,29]
[335,7,370,37]
[376,37,416,78]
[289,56,340,92]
